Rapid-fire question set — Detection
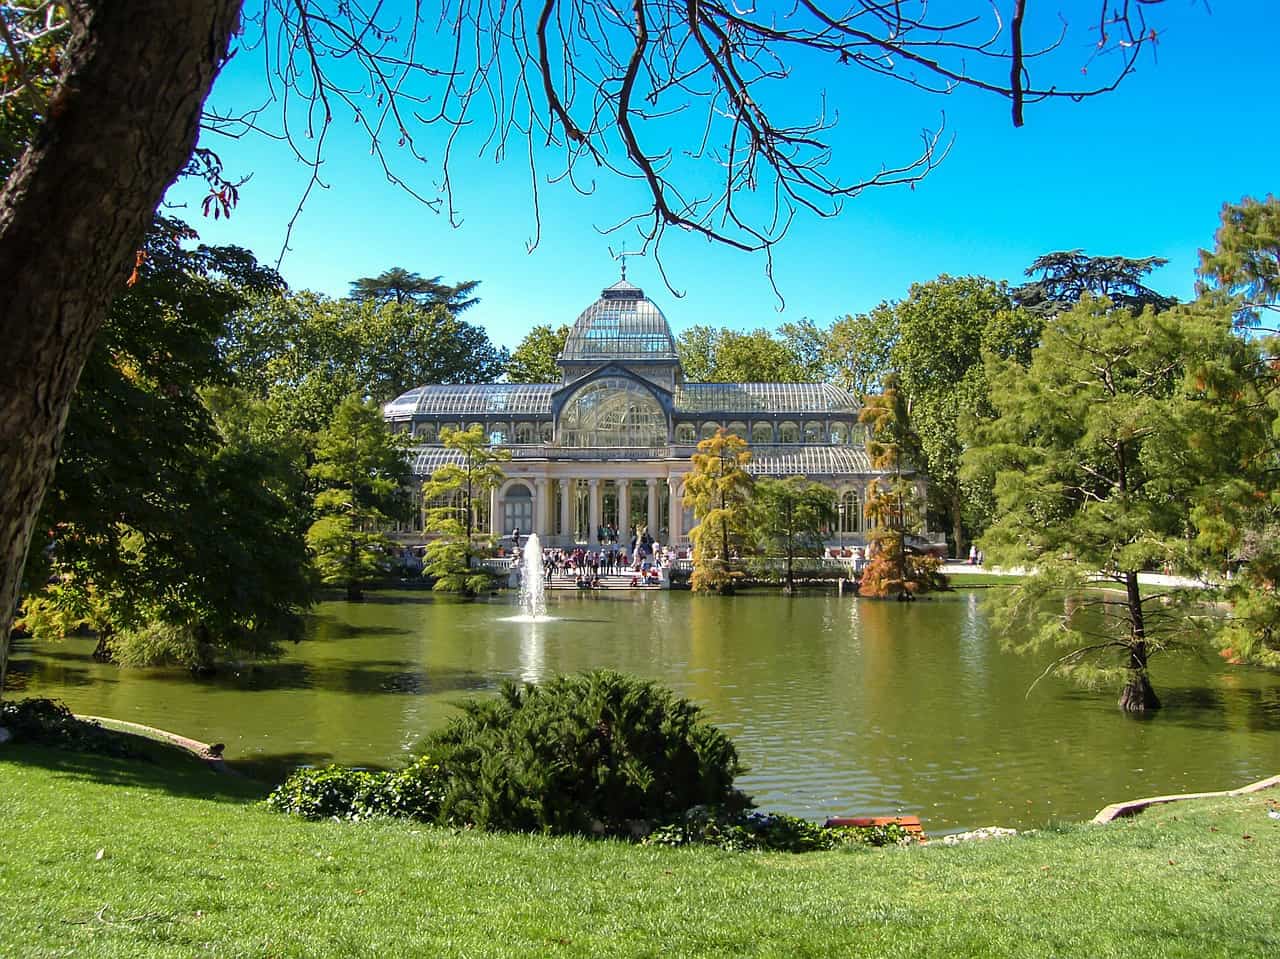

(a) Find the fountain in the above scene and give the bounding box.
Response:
[510,532,552,622]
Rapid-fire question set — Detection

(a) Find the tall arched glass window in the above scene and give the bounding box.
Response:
[540,421,554,443]
[502,483,533,535]
[674,422,696,444]
[839,491,861,533]
[726,421,747,439]
[488,422,510,445]
[830,423,850,445]
[414,422,436,443]
[700,421,721,440]
[751,422,774,444]
[804,420,823,443]
[558,377,667,448]
[514,422,535,444]
[778,421,800,443]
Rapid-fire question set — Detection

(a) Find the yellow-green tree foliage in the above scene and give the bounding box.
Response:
[684,430,753,593]
[421,425,510,595]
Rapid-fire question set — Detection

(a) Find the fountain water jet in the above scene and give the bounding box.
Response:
[510,532,552,622]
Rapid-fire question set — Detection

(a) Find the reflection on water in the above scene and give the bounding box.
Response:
[9,589,1280,833]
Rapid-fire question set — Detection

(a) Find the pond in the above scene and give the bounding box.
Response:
[9,588,1280,833]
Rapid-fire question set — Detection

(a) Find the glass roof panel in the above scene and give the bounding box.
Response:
[746,444,874,476]
[674,383,859,414]
[385,384,555,417]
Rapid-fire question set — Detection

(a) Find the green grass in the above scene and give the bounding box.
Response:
[1,744,1277,958]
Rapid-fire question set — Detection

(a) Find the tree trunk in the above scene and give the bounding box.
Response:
[1118,571,1161,711]
[951,486,965,561]
[0,1,243,700]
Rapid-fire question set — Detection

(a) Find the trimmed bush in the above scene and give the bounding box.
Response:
[422,670,748,837]
[643,807,913,852]
[265,757,447,822]
[0,698,142,758]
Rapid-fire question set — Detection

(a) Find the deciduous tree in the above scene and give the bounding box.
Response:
[965,297,1242,710]
[307,394,410,601]
[420,425,510,596]
[506,324,570,383]
[684,429,754,593]
[749,478,835,593]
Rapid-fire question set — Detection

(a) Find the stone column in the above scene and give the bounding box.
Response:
[667,476,682,544]
[617,479,630,538]
[560,478,573,543]
[587,478,601,542]
[533,477,549,539]
[489,485,501,537]
[646,478,659,538]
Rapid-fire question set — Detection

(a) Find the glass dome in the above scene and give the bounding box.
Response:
[559,377,668,447]
[560,279,679,362]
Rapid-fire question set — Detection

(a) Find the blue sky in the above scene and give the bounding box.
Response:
[166,2,1276,353]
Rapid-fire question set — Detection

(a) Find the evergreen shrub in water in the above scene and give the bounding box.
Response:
[422,670,748,837]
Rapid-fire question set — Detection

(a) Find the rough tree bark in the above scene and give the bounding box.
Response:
[1119,570,1161,712]
[0,1,243,700]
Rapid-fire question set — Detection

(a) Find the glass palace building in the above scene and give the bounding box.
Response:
[383,275,932,548]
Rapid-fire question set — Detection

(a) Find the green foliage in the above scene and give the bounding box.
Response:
[506,323,570,383]
[684,430,754,593]
[222,291,507,438]
[886,275,1038,553]
[0,698,143,758]
[306,395,410,599]
[265,756,448,822]
[749,478,835,591]
[963,295,1247,705]
[19,219,312,666]
[643,807,911,852]
[1015,250,1177,318]
[421,671,748,837]
[421,425,509,595]
[827,304,898,399]
[675,326,813,382]
[348,267,481,313]
[1197,194,1280,329]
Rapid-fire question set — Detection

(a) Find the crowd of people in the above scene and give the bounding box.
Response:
[511,526,674,589]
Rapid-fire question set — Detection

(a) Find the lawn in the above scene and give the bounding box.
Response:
[0,743,1276,958]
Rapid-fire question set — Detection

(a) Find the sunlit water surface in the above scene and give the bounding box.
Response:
[10,589,1279,833]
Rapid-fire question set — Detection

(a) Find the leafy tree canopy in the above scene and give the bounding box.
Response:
[349,267,481,313]
[1014,250,1177,318]
[827,305,899,400]
[1197,194,1280,330]
[506,323,570,383]
[223,292,508,437]
[306,394,410,601]
[676,327,815,382]
[684,430,754,593]
[964,295,1249,709]
[749,477,835,593]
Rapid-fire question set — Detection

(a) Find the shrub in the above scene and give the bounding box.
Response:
[643,807,912,852]
[0,698,143,758]
[421,670,748,837]
[266,758,447,822]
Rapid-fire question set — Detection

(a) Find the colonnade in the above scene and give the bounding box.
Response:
[490,473,686,547]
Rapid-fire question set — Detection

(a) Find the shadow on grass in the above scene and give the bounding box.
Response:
[0,742,268,804]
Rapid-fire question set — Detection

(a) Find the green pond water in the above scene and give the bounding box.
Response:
[9,588,1280,833]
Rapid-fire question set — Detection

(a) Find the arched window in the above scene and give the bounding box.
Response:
[540,421,554,443]
[778,421,800,443]
[674,422,696,444]
[558,377,667,448]
[804,420,823,443]
[502,483,534,536]
[839,491,861,533]
[700,421,721,440]
[413,422,436,443]
[488,422,510,445]
[726,421,747,439]
[830,423,850,445]
[514,422,536,444]
[751,422,774,444]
